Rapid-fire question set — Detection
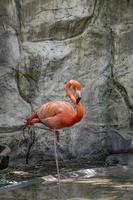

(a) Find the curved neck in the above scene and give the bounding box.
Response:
[75,102,84,122]
[65,82,84,122]
[65,82,76,104]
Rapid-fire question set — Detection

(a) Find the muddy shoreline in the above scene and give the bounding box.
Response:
[0,159,103,185]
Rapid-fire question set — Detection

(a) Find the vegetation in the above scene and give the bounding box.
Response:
[20,70,39,81]
[0,0,8,13]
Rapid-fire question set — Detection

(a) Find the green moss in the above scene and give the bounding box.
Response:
[20,70,39,81]
[0,0,8,14]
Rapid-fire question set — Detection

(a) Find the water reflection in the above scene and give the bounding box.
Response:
[0,177,133,200]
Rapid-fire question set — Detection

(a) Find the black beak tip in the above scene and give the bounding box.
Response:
[76,97,81,104]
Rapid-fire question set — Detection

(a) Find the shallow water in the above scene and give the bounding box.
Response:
[0,176,133,200]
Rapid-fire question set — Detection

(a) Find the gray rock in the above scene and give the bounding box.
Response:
[105,153,133,167]
[0,0,133,167]
[0,26,30,128]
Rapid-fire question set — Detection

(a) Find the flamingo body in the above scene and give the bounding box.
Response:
[37,101,79,129]
[25,80,84,137]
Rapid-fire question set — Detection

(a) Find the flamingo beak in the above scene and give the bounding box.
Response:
[76,90,81,104]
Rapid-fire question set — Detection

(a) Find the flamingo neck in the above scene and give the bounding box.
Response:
[74,102,84,122]
[65,82,76,104]
[65,82,84,123]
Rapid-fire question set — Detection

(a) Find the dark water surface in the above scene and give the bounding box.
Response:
[0,176,133,200]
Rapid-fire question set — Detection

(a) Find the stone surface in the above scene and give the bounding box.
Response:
[0,0,133,167]
[105,153,133,166]
[0,26,30,128]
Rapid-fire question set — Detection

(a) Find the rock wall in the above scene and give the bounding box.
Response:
[0,0,133,166]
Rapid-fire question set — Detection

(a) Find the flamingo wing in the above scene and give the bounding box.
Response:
[37,101,75,129]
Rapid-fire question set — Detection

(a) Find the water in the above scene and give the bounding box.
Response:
[0,176,133,200]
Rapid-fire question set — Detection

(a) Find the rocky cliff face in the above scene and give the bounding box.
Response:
[0,0,133,167]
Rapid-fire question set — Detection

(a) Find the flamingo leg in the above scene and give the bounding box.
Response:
[53,131,61,190]
[55,130,60,142]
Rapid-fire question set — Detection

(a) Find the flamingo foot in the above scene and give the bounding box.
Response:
[25,125,33,137]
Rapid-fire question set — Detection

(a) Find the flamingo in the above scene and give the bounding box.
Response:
[24,80,84,183]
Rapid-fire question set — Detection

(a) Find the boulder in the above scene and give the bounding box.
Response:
[0,0,133,166]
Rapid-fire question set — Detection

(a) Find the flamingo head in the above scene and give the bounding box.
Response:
[65,80,82,104]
